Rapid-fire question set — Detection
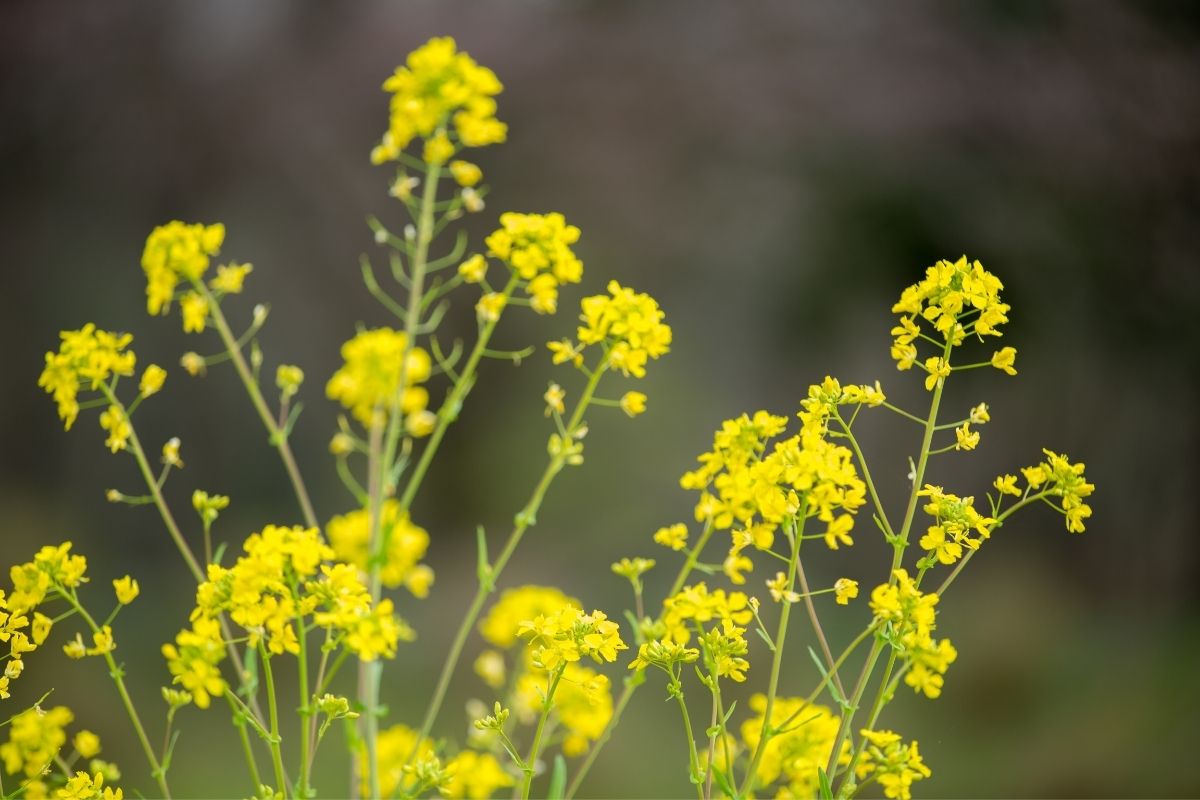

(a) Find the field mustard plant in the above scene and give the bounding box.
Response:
[15,35,1094,800]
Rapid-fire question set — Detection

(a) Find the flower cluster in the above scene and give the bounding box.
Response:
[326,500,434,597]
[371,36,506,166]
[514,662,614,757]
[480,212,583,314]
[569,280,672,378]
[326,328,434,431]
[853,729,932,800]
[1019,449,1095,533]
[1,705,123,799]
[869,569,956,699]
[739,694,844,797]
[369,723,512,799]
[916,485,995,566]
[3,545,87,698]
[38,325,142,432]
[517,605,627,671]
[478,585,578,649]
[141,221,234,333]
[890,256,1014,384]
[637,583,754,682]
[169,525,409,707]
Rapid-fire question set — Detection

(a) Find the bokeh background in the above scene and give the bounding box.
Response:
[2,1,1198,797]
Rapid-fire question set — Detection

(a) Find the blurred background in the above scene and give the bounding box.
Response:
[2,1,1198,797]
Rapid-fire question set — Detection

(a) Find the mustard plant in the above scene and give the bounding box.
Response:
[11,36,1093,800]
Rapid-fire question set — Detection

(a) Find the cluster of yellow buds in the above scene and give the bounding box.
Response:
[916,485,995,566]
[517,604,627,671]
[480,212,583,314]
[141,221,244,333]
[371,36,506,166]
[853,729,932,800]
[325,327,433,432]
[869,569,956,698]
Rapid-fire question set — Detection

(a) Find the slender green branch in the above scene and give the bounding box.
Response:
[794,556,846,699]
[197,282,319,529]
[521,666,567,800]
[260,648,288,799]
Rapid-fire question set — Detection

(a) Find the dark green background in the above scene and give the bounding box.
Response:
[2,1,1197,797]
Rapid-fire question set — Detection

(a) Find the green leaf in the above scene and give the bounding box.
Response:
[547,754,567,800]
[818,766,834,800]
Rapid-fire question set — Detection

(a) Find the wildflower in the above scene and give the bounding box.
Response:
[473,650,506,689]
[161,618,227,709]
[443,750,514,799]
[330,432,356,455]
[1030,449,1094,533]
[138,365,166,397]
[739,694,843,796]
[766,572,799,604]
[476,291,506,322]
[723,553,753,585]
[922,357,950,391]
[653,523,688,551]
[73,730,101,759]
[39,324,137,430]
[180,351,205,376]
[326,328,432,427]
[371,37,506,165]
[991,346,1017,375]
[112,576,139,605]
[544,383,566,416]
[179,292,209,333]
[1,706,74,778]
[547,338,584,368]
[86,626,116,656]
[327,501,434,597]
[449,159,482,187]
[457,254,488,283]
[611,557,655,581]
[58,770,125,800]
[192,490,230,526]
[99,405,131,453]
[141,221,225,315]
[619,391,647,417]
[389,174,419,201]
[485,212,584,313]
[480,586,578,649]
[834,577,859,605]
[210,263,253,294]
[854,729,932,800]
[993,474,1020,496]
[63,634,88,659]
[824,515,854,550]
[405,409,437,438]
[162,437,183,468]
[162,688,193,709]
[422,130,455,164]
[575,281,672,378]
[969,402,990,424]
[954,423,980,451]
[276,365,304,399]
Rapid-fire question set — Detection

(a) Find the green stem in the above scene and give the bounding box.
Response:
[226,694,264,791]
[795,555,846,699]
[64,591,170,799]
[521,666,567,800]
[738,516,803,798]
[199,283,319,530]
[406,364,607,773]
[672,686,704,800]
[296,602,312,797]
[260,648,288,798]
[836,414,894,538]
[397,273,521,511]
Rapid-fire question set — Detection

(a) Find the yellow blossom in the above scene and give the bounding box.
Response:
[954,423,980,451]
[993,474,1020,496]
[161,437,183,468]
[449,159,483,187]
[138,364,166,396]
[86,626,115,656]
[473,650,506,689]
[422,130,455,164]
[73,730,101,759]
[210,263,253,294]
[922,357,950,391]
[766,572,799,603]
[179,291,209,333]
[38,324,137,430]
[969,402,990,424]
[180,351,205,376]
[834,577,859,605]
[544,383,566,416]
[619,391,646,418]
[326,501,434,597]
[653,523,688,551]
[112,576,139,605]
[98,405,130,453]
[326,328,432,427]
[476,291,506,322]
[457,254,488,283]
[141,221,225,315]
[276,365,304,399]
[991,346,1017,375]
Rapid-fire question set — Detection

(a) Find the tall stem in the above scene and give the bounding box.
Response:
[260,648,288,798]
[672,689,705,800]
[738,516,803,798]
[521,666,566,800]
[406,364,606,776]
[199,283,318,530]
[64,591,170,799]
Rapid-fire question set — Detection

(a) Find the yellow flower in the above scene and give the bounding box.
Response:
[422,130,455,164]
[473,650,506,689]
[112,576,139,605]
[461,187,485,213]
[86,626,116,656]
[922,357,950,391]
[449,159,483,187]
[991,346,1017,375]
[485,213,583,310]
[739,694,842,796]
[480,586,578,649]
[162,437,183,468]
[141,221,225,315]
[969,402,990,424]
[179,291,209,334]
[854,729,932,800]
[63,634,87,659]
[73,730,101,759]
[576,281,672,379]
[834,578,859,605]
[1,705,74,778]
[405,409,437,438]
[99,405,131,453]
[619,391,646,418]
[326,501,433,597]
[954,423,980,451]
[443,750,514,799]
[766,572,799,603]
[544,383,566,416]
[38,324,137,430]
[161,618,227,709]
[457,254,488,283]
[475,292,505,322]
[138,364,167,396]
[993,474,1020,496]
[57,770,124,800]
[824,515,854,550]
[326,328,432,427]
[652,523,688,551]
[274,364,304,400]
[180,351,205,376]
[372,37,505,165]
[547,338,584,368]
[210,262,253,294]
